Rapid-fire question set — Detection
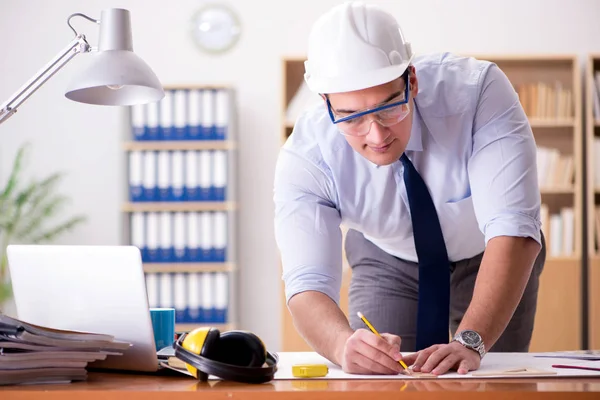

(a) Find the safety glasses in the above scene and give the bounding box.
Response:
[326,71,411,137]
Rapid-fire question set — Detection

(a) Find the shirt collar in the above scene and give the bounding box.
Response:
[405,99,423,152]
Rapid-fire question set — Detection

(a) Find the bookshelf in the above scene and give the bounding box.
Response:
[481,55,582,352]
[280,54,583,352]
[585,53,600,350]
[122,85,238,334]
[280,58,353,351]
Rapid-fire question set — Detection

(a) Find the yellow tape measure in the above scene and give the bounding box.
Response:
[292,364,329,378]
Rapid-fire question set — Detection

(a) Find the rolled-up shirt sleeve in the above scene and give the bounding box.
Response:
[468,63,542,246]
[273,143,343,305]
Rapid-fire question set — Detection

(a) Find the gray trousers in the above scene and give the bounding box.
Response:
[345,229,546,352]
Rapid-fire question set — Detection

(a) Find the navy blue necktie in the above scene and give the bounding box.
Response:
[400,153,450,350]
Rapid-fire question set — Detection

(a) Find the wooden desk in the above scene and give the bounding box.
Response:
[2,371,600,399]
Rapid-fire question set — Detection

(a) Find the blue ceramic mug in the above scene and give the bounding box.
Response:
[150,308,176,351]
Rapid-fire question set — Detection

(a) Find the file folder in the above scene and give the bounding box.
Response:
[142,151,157,202]
[157,151,172,202]
[173,273,188,323]
[198,150,212,201]
[159,90,174,141]
[212,150,227,201]
[131,103,145,141]
[186,212,200,262]
[159,212,174,263]
[145,273,159,308]
[199,212,213,262]
[173,212,187,262]
[146,101,160,141]
[187,89,202,141]
[187,273,201,323]
[185,151,200,201]
[146,212,160,262]
[213,211,227,262]
[215,89,229,140]
[214,272,228,323]
[171,151,185,201]
[173,90,188,141]
[159,273,174,309]
[128,151,143,202]
[201,273,215,323]
[131,212,146,260]
[201,89,215,140]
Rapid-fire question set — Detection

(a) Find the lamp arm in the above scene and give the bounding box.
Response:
[0,34,92,125]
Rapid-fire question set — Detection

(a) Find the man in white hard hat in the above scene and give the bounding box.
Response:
[274,1,544,376]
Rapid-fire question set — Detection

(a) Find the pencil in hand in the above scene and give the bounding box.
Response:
[357,311,410,373]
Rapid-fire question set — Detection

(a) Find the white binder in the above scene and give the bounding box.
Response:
[187,89,202,140]
[157,151,171,202]
[173,272,188,323]
[187,273,202,323]
[171,150,185,201]
[159,90,174,140]
[186,212,200,262]
[198,150,212,201]
[146,101,160,140]
[199,212,213,262]
[212,150,227,201]
[131,212,146,259]
[131,103,145,140]
[159,211,173,263]
[128,151,143,201]
[201,89,215,140]
[185,150,199,201]
[146,212,160,262]
[215,89,229,140]
[173,211,187,262]
[142,151,157,202]
[173,89,188,140]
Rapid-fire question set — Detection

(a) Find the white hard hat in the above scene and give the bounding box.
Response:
[304,1,414,94]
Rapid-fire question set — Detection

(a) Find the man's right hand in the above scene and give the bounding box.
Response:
[336,329,405,374]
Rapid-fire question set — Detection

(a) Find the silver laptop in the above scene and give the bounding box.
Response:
[6,244,159,372]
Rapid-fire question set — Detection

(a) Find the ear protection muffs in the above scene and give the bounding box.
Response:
[173,327,278,384]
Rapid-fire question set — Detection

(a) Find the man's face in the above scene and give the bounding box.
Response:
[325,67,418,166]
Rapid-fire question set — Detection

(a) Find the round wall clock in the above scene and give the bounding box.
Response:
[190,3,242,54]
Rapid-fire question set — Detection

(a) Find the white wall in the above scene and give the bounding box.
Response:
[1,0,599,352]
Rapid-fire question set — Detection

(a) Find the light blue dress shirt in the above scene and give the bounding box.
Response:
[274,52,542,306]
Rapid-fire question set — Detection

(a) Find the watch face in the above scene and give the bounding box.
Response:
[461,330,481,346]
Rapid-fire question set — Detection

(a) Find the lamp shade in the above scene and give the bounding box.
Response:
[65,50,164,105]
[64,8,164,106]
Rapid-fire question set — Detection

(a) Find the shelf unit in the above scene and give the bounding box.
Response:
[122,85,238,334]
[585,53,600,350]
[280,54,583,352]
[280,57,353,351]
[478,55,582,352]
[122,202,237,212]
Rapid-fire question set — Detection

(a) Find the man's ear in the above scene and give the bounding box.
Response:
[408,66,418,98]
[319,93,327,102]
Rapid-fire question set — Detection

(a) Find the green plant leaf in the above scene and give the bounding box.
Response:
[5,181,40,232]
[0,143,30,208]
[15,193,71,240]
[0,282,12,307]
[29,215,87,243]
[0,142,87,301]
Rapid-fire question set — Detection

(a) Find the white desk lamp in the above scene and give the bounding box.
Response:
[0,8,164,125]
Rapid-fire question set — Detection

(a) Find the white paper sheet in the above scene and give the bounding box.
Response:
[273,352,600,380]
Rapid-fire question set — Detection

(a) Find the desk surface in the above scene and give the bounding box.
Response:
[2,371,600,400]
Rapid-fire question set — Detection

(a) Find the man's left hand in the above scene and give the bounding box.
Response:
[402,341,481,375]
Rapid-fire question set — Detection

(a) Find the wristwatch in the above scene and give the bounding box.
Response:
[452,330,486,359]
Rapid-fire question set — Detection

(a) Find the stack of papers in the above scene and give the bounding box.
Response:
[0,313,131,386]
